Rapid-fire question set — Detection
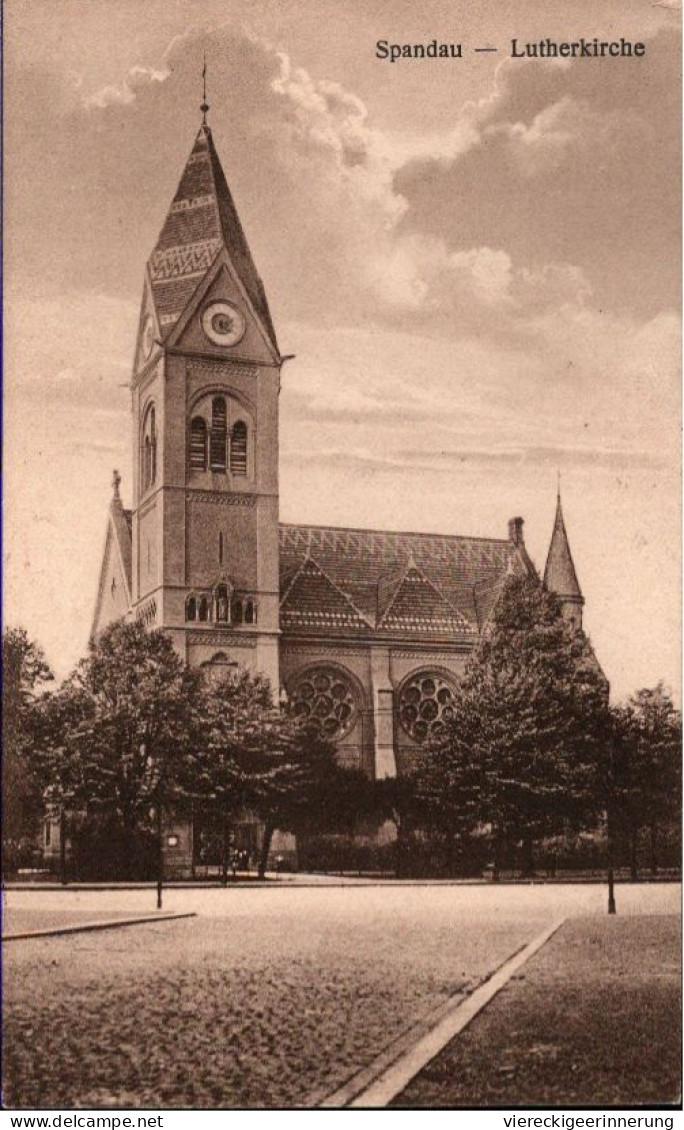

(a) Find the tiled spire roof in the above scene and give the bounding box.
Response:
[147,124,277,351]
[544,493,582,600]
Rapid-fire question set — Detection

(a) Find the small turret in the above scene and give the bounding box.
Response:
[544,491,584,631]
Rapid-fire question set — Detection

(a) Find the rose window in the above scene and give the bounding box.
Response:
[289,667,358,739]
[398,672,455,743]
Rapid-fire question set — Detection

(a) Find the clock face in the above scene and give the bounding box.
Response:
[202,302,246,347]
[142,316,155,360]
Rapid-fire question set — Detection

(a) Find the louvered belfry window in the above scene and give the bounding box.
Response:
[189,417,207,471]
[210,397,227,471]
[230,420,248,476]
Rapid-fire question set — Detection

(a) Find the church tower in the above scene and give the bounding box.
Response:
[129,111,282,688]
[544,491,584,632]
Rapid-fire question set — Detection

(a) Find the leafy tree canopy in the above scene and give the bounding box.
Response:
[609,683,682,833]
[3,627,53,846]
[415,576,610,862]
[33,620,202,836]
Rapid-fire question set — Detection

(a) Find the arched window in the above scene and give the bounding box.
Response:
[201,651,230,668]
[210,397,227,471]
[231,597,243,625]
[142,404,157,491]
[150,407,157,484]
[230,420,248,476]
[190,417,207,471]
[215,584,230,623]
[244,599,256,625]
[198,596,209,622]
[186,596,197,622]
[144,437,152,489]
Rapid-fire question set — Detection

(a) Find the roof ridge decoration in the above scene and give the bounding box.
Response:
[278,520,510,549]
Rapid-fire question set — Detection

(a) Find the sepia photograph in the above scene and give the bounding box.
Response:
[2,0,682,1114]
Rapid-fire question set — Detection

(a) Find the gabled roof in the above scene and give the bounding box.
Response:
[377,557,474,634]
[147,124,278,352]
[91,497,133,638]
[544,494,583,601]
[280,556,372,633]
[279,522,530,638]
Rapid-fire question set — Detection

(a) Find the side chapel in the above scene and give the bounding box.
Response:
[91,112,588,874]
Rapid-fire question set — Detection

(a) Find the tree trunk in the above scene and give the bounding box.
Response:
[650,824,658,877]
[446,833,458,878]
[156,802,163,910]
[629,826,638,881]
[521,829,535,877]
[59,807,68,887]
[606,807,617,915]
[491,828,502,882]
[394,812,411,878]
[258,821,275,880]
[121,807,136,881]
[221,813,230,888]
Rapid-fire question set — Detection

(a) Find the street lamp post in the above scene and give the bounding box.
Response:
[606,733,618,915]
[608,865,616,915]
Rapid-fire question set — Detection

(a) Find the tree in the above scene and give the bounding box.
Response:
[252,719,375,879]
[196,673,375,879]
[194,668,287,883]
[33,620,201,880]
[609,685,681,879]
[411,735,487,876]
[2,627,53,868]
[416,576,610,876]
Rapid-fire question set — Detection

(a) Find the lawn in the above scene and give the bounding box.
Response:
[392,914,681,1108]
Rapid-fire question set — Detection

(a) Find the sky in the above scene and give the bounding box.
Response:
[3,0,681,701]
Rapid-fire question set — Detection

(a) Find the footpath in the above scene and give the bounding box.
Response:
[390,915,681,1109]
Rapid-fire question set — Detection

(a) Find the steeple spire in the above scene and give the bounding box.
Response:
[544,489,584,629]
[144,115,279,355]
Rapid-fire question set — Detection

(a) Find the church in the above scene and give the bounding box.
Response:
[91,111,587,875]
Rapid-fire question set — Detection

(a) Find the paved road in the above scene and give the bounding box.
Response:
[3,882,679,1108]
[4,878,680,924]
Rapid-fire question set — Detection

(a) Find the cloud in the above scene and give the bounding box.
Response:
[4,291,136,408]
[395,27,681,321]
[283,439,668,479]
[85,64,171,109]
[7,22,679,338]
